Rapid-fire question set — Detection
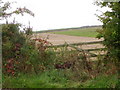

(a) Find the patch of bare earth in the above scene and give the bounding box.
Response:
[33,33,104,49]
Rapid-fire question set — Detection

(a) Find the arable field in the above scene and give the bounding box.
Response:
[49,27,101,37]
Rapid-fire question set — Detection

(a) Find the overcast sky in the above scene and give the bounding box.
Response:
[3,0,108,31]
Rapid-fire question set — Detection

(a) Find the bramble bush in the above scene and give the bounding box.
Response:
[2,23,53,75]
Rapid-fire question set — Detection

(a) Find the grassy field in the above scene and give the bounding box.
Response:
[50,27,101,37]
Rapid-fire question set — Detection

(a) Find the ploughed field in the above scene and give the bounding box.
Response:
[32,33,104,50]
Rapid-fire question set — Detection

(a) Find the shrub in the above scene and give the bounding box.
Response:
[96,2,120,62]
[2,23,52,75]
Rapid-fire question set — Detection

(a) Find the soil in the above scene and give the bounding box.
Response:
[32,33,104,49]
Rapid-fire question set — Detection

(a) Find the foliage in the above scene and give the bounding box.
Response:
[0,0,34,20]
[2,70,118,88]
[2,23,55,75]
[95,1,120,87]
[95,1,120,61]
[78,74,118,88]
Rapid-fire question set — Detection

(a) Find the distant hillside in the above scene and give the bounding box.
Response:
[33,25,102,33]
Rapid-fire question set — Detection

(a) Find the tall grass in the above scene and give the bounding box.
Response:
[3,71,118,88]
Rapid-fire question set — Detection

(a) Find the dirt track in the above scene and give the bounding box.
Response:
[33,33,104,49]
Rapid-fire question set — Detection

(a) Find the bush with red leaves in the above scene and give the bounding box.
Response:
[55,61,75,69]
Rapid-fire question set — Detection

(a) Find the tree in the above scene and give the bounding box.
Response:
[0,0,34,20]
[96,1,120,61]
[95,1,120,88]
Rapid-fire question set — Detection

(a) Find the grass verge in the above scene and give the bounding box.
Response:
[3,70,118,88]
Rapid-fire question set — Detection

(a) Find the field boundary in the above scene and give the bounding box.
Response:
[47,40,106,58]
[48,41,103,48]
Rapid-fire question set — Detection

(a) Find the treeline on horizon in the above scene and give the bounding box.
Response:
[34,25,102,33]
